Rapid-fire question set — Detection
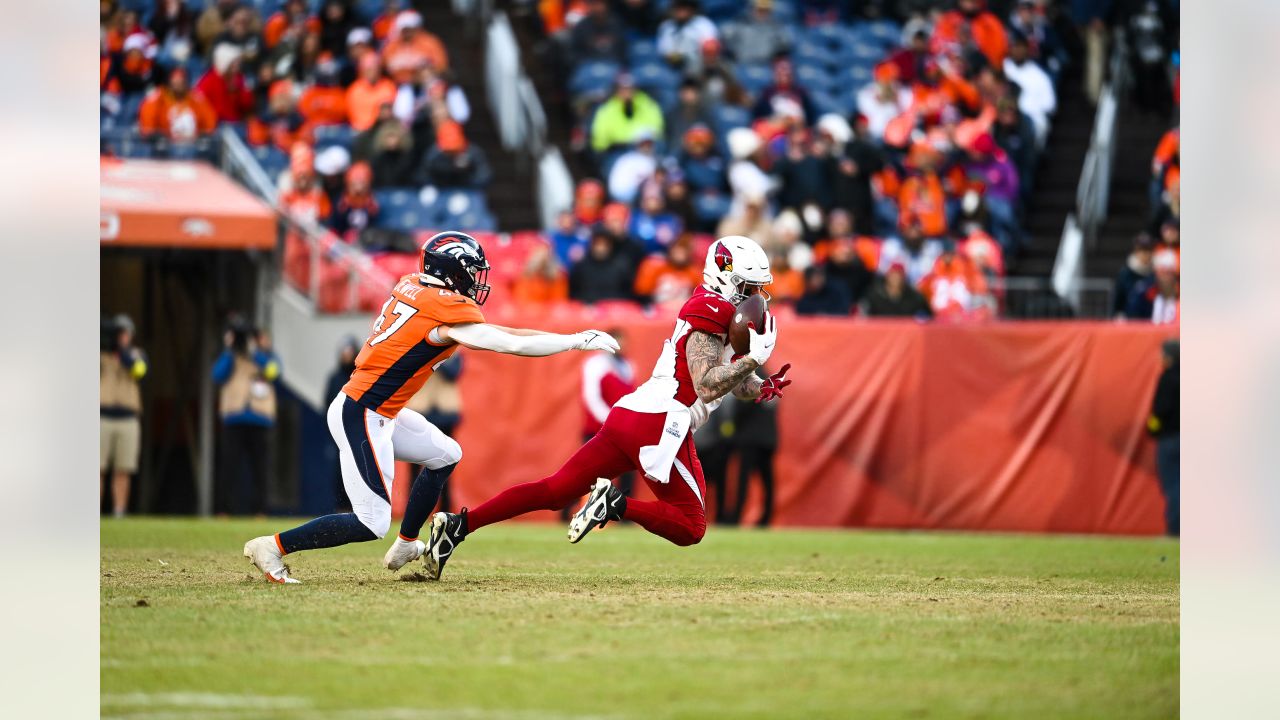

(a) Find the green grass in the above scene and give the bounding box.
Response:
[102,519,1178,720]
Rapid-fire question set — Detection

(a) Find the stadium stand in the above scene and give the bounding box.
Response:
[101,0,1178,323]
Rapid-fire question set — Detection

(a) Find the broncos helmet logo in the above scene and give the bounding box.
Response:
[713,242,734,272]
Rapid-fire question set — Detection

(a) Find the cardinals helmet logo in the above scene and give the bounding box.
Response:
[713,242,734,272]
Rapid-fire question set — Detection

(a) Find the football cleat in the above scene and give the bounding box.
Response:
[423,509,468,580]
[383,535,426,571]
[243,536,300,584]
[567,478,627,544]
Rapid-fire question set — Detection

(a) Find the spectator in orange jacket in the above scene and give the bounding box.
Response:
[197,43,254,122]
[280,144,332,225]
[346,52,397,132]
[932,0,1009,69]
[898,149,949,238]
[382,10,448,85]
[919,242,992,321]
[139,67,218,142]
[298,61,348,130]
[371,0,402,43]
[247,79,304,151]
[263,0,321,50]
[512,243,571,305]
[764,250,805,304]
[633,238,704,307]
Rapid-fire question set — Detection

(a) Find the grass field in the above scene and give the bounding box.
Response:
[102,518,1178,720]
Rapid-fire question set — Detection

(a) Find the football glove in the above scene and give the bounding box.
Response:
[756,363,792,403]
[745,312,778,366]
[574,330,620,354]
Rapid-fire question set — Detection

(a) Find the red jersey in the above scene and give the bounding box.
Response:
[615,286,734,428]
[342,274,484,417]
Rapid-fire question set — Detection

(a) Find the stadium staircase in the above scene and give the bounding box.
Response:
[1016,76,1093,278]
[418,1,542,231]
[1087,104,1168,277]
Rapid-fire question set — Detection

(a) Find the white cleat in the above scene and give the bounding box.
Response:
[383,536,426,571]
[243,536,300,584]
[568,478,626,544]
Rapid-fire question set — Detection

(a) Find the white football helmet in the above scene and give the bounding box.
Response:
[703,235,773,305]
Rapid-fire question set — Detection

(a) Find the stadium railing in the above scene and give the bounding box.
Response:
[1053,29,1129,314]
[995,275,1114,319]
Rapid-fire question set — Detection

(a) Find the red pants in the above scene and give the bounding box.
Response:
[468,408,707,546]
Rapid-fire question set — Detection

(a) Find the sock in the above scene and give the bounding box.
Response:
[397,463,456,541]
[467,479,558,532]
[277,513,377,554]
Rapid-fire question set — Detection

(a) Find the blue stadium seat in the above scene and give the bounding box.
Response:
[627,39,659,67]
[702,0,745,22]
[682,156,727,193]
[807,89,841,117]
[184,56,210,81]
[771,0,798,24]
[805,23,848,50]
[313,124,356,150]
[792,42,835,71]
[843,41,887,66]
[713,104,752,133]
[569,61,622,97]
[864,20,904,49]
[630,62,680,95]
[735,63,773,97]
[845,64,873,89]
[356,0,386,24]
[693,191,732,225]
[795,63,837,94]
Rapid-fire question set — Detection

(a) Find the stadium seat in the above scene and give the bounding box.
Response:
[795,63,837,94]
[702,0,744,22]
[630,62,680,95]
[713,104,752,133]
[313,123,355,150]
[844,41,886,66]
[864,19,904,49]
[793,43,835,72]
[770,0,798,24]
[568,61,622,99]
[735,63,773,98]
[627,39,659,67]
[693,191,732,225]
[807,89,841,117]
[841,63,875,89]
[804,24,848,50]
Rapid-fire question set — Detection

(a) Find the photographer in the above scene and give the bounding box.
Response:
[101,314,147,518]
[212,316,282,516]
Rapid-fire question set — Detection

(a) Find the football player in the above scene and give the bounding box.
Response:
[243,231,619,583]
[421,235,792,579]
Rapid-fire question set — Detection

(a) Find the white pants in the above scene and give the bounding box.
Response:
[326,393,462,538]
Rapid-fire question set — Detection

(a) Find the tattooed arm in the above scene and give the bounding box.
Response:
[686,331,760,404]
[733,373,763,401]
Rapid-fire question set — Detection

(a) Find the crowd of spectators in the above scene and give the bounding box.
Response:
[100,0,496,240]
[531,0,1078,321]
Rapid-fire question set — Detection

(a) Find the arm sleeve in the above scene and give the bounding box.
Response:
[211,350,233,384]
[447,323,582,357]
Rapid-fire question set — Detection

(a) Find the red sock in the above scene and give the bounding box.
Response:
[468,480,556,531]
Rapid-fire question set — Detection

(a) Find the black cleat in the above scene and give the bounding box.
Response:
[567,479,627,544]
[424,509,468,580]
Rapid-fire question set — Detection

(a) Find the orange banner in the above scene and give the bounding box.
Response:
[437,315,1171,535]
[100,158,276,250]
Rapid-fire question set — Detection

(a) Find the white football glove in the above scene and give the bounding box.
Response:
[746,312,778,366]
[574,330,620,354]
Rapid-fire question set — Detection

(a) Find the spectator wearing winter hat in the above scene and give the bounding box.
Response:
[590,73,665,155]
[1004,31,1056,147]
[691,38,749,108]
[656,0,718,75]
[725,127,771,217]
[751,56,817,125]
[933,0,1009,69]
[569,228,638,304]
[863,262,933,318]
[857,63,913,142]
[346,52,397,132]
[961,133,1022,254]
[573,179,607,226]
[197,43,254,122]
[263,0,320,50]
[209,4,263,73]
[1113,233,1155,318]
[116,34,158,97]
[886,27,930,85]
[918,241,993,321]
[513,242,570,305]
[795,266,853,316]
[568,0,626,65]
[1126,249,1179,325]
[634,238,704,308]
[716,187,773,246]
[721,0,792,66]
[666,79,716,150]
[370,0,402,43]
[677,124,728,193]
[247,78,304,151]
[329,161,380,239]
[139,66,217,144]
[382,10,448,85]
[550,209,592,268]
[629,187,683,256]
[280,144,332,225]
[898,145,949,239]
[424,121,491,189]
[298,60,348,131]
[606,130,659,204]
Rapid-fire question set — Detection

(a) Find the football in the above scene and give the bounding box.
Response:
[728,293,769,356]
